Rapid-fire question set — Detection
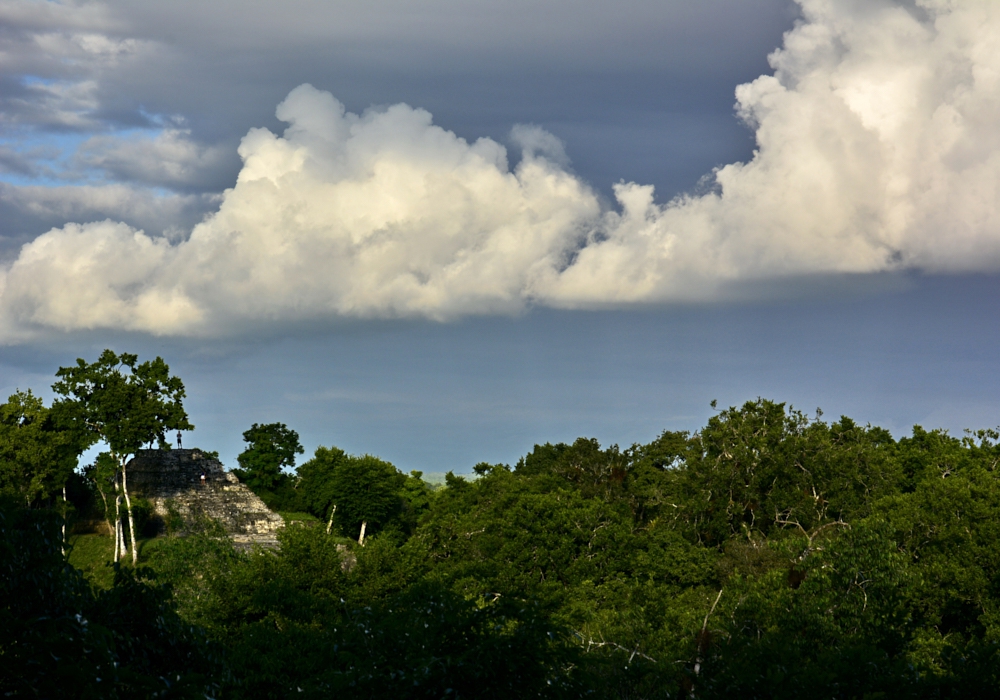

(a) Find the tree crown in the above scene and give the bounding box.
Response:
[52,349,193,461]
[237,422,303,492]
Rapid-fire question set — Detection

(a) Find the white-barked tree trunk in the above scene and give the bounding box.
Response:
[120,454,139,565]
[326,504,337,535]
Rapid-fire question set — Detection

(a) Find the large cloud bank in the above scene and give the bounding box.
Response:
[3,0,999,337]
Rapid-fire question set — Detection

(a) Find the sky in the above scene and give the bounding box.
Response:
[1,0,999,474]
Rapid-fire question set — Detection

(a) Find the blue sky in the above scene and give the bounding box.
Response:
[1,0,999,473]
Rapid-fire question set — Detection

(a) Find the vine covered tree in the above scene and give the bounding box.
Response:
[52,350,193,565]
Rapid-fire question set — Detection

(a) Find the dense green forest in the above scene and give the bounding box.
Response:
[5,352,1000,698]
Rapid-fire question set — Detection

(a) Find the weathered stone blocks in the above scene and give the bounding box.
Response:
[127,448,284,549]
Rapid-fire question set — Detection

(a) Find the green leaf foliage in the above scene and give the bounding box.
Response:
[669,399,900,545]
[294,444,348,519]
[52,349,193,460]
[11,367,1000,698]
[297,445,419,540]
[0,390,84,506]
[236,422,304,493]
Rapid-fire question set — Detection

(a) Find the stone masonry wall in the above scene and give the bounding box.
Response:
[127,448,284,549]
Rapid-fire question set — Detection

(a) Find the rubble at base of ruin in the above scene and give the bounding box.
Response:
[127,448,284,550]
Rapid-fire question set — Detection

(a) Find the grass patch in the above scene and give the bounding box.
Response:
[68,534,168,589]
[139,535,174,559]
[67,533,116,589]
[279,511,320,522]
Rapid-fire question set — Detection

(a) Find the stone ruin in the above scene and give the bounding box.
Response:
[127,448,284,549]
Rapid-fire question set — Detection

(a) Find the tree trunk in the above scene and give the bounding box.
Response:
[93,471,112,538]
[97,486,111,538]
[326,504,337,535]
[121,457,139,565]
[113,478,122,563]
[61,485,67,557]
[358,520,367,546]
[691,589,724,698]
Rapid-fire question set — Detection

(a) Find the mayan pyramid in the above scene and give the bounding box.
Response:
[127,448,284,549]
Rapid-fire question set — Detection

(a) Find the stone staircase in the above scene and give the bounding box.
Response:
[127,448,284,549]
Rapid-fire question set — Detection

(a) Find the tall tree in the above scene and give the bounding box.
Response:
[0,390,82,508]
[325,453,405,544]
[52,350,192,565]
[236,422,303,492]
[296,445,349,529]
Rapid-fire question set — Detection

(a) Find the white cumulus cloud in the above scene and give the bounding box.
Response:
[2,0,999,339]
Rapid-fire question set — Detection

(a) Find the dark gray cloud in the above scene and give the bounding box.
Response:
[0,1,139,130]
[73,129,240,192]
[2,0,796,168]
[0,144,36,176]
[106,0,796,187]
